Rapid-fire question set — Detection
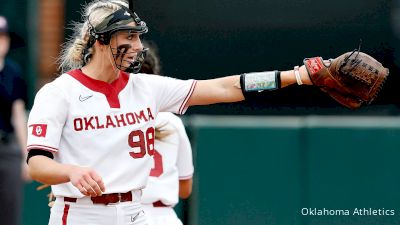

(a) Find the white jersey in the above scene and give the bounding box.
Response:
[141,112,194,206]
[27,69,196,198]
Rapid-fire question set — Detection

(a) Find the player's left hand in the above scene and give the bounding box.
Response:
[303,50,389,109]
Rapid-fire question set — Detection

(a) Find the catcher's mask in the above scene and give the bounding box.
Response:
[87,4,148,73]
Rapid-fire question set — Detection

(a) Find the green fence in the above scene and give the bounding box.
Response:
[23,182,51,225]
[187,116,400,225]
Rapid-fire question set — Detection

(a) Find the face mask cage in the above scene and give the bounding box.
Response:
[109,32,148,73]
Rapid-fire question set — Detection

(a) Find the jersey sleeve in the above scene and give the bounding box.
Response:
[27,84,68,153]
[145,75,197,114]
[174,117,194,180]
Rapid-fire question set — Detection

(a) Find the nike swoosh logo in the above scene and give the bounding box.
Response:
[130,211,142,223]
[79,94,93,102]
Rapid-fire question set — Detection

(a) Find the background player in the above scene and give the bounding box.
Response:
[139,41,193,225]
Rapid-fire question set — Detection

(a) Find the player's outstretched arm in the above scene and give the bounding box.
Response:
[186,66,312,106]
[187,50,388,109]
[28,155,105,197]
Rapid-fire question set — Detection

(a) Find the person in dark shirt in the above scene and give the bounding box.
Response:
[0,15,29,225]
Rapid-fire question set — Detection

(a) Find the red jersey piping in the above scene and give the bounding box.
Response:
[67,69,130,108]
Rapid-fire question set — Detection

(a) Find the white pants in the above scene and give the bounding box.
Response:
[49,190,148,225]
[142,204,183,225]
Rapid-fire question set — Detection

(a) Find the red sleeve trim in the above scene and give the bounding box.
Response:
[178,80,197,115]
[27,144,58,153]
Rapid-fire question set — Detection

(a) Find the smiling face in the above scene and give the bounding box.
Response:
[108,23,146,72]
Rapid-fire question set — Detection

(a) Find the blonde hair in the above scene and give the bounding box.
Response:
[58,0,128,73]
[155,122,173,141]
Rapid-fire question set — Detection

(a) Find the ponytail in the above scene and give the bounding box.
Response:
[57,0,128,73]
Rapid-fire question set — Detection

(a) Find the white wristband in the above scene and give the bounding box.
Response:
[294,66,303,85]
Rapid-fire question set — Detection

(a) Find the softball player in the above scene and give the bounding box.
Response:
[141,112,193,225]
[26,0,312,224]
[139,42,193,225]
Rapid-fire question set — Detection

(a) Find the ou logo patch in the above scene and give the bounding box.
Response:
[29,124,48,137]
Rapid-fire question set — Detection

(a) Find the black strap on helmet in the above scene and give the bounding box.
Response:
[88,2,148,45]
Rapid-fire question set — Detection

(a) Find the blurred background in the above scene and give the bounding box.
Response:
[2,0,400,224]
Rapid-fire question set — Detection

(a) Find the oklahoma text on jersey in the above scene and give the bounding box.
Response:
[73,107,154,131]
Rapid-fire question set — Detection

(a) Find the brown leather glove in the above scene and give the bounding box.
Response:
[304,51,389,109]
